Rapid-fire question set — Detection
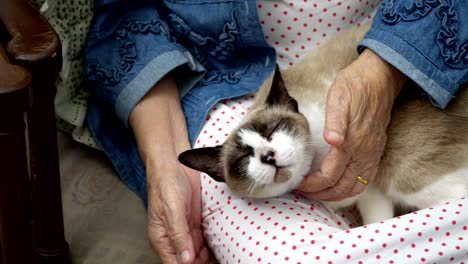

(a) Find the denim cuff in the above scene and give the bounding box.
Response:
[115,50,204,126]
[359,28,456,108]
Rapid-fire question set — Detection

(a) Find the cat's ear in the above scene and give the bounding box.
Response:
[178,146,225,182]
[266,64,299,112]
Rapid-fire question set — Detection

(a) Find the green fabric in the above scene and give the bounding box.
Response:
[36,0,99,149]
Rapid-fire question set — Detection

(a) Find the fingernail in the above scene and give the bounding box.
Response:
[180,250,190,263]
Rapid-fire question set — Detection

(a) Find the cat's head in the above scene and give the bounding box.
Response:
[179,66,313,198]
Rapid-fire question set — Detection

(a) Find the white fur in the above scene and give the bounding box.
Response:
[299,103,330,171]
[297,101,396,225]
[387,168,468,209]
[325,168,468,225]
[299,101,397,225]
[239,129,277,184]
[238,129,264,148]
[357,186,394,224]
[240,93,468,224]
[236,102,331,199]
[269,130,301,167]
[238,126,312,197]
[324,186,394,225]
[247,157,276,185]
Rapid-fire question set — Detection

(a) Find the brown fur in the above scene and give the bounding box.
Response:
[220,107,311,195]
[253,24,468,196]
[179,23,468,210]
[377,85,468,193]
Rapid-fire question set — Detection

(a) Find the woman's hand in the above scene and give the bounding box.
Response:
[297,49,406,201]
[146,160,209,263]
[130,75,210,263]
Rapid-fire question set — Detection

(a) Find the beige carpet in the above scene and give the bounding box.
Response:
[58,132,161,264]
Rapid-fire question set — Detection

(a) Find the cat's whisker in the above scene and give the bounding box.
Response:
[246,180,259,197]
[178,24,468,226]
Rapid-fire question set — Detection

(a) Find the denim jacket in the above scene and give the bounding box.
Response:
[360,0,468,108]
[85,0,275,201]
[84,0,467,204]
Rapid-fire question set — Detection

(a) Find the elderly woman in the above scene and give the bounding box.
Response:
[84,1,467,263]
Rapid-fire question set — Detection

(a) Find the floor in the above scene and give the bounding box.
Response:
[58,132,161,264]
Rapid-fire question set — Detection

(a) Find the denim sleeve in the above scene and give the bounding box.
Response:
[84,0,204,126]
[359,0,468,108]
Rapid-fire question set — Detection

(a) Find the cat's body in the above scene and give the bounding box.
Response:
[179,24,468,225]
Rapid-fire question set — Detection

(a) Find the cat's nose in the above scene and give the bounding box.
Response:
[260,150,276,166]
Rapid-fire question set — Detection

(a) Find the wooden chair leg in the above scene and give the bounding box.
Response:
[0,90,32,264]
[1,1,70,259]
[27,65,70,264]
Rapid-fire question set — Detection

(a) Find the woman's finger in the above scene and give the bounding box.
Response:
[194,246,211,264]
[305,160,372,201]
[161,192,196,264]
[323,80,351,146]
[148,222,179,263]
[148,204,195,264]
[297,147,349,193]
[349,163,379,197]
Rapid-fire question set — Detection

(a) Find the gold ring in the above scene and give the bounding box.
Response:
[356,176,368,185]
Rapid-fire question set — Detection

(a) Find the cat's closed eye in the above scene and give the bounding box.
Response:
[235,135,254,155]
[242,119,285,142]
[244,145,254,157]
[266,121,282,141]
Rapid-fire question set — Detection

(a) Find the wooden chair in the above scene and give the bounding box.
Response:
[0,0,70,263]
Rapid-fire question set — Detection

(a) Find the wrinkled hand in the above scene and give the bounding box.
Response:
[297,49,406,201]
[147,162,210,264]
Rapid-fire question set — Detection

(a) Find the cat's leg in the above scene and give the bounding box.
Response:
[357,185,394,225]
[322,186,394,225]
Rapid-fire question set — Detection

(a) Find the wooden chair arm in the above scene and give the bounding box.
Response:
[0,44,31,112]
[0,0,61,68]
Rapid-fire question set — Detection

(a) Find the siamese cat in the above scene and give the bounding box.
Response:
[178,24,468,225]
